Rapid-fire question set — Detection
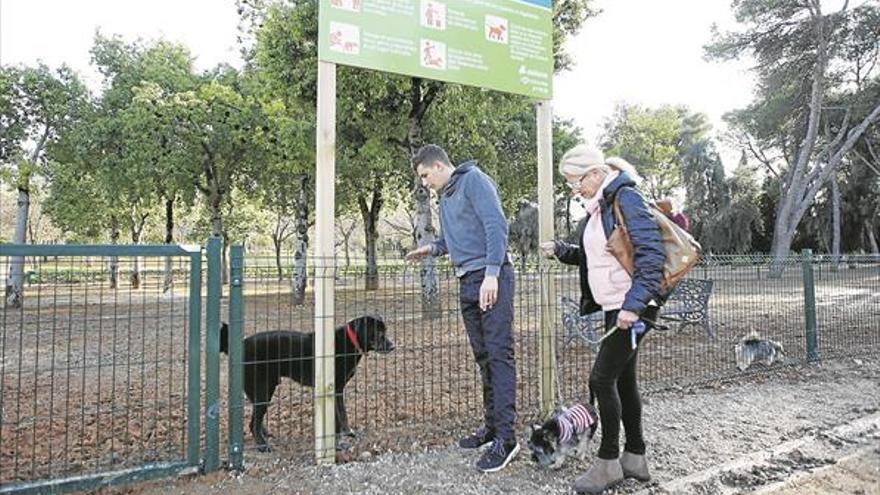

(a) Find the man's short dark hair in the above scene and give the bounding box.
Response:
[412,144,451,172]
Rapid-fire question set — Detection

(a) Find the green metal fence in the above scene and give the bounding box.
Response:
[0,244,203,494]
[1,243,878,491]
[222,250,879,463]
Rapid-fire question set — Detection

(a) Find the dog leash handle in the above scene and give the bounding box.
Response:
[630,320,647,350]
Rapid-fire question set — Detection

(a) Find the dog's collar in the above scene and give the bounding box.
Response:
[345,324,364,355]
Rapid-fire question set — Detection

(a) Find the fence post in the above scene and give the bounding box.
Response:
[205,237,222,472]
[314,60,337,463]
[536,100,557,416]
[187,250,203,467]
[801,249,819,361]
[227,245,245,471]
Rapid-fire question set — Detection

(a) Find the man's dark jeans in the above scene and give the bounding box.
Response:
[459,263,516,442]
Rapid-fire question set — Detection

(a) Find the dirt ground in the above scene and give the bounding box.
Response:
[99,355,880,495]
[756,447,880,495]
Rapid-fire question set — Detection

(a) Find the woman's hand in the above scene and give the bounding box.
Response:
[540,241,556,258]
[616,309,639,329]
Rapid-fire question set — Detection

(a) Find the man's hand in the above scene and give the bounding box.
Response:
[539,241,556,258]
[480,275,498,311]
[404,245,432,263]
[616,309,639,330]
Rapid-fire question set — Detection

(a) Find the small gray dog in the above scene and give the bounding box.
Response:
[528,402,599,469]
[735,333,785,371]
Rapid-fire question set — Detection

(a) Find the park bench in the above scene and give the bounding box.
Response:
[560,278,715,350]
[657,278,714,338]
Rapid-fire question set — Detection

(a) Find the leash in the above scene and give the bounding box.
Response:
[553,316,671,410]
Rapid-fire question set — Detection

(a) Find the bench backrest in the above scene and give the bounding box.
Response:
[667,279,713,311]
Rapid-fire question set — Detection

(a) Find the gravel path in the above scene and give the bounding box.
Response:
[115,356,880,495]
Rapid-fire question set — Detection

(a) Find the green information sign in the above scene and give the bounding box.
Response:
[318,0,553,99]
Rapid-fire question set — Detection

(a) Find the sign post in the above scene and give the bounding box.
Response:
[315,0,556,462]
[314,60,337,464]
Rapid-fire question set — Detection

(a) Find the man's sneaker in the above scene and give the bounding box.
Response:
[476,439,520,473]
[458,427,494,449]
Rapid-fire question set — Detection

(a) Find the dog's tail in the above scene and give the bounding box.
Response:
[219,322,229,355]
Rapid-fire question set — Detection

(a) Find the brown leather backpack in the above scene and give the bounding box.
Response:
[606,198,702,294]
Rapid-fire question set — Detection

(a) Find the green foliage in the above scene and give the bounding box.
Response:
[707,1,880,255]
[601,103,710,200]
[0,64,88,189]
[24,0,600,248]
[552,0,601,72]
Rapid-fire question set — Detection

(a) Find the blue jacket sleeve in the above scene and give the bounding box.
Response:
[467,172,508,277]
[553,241,582,266]
[431,234,448,257]
[617,187,665,314]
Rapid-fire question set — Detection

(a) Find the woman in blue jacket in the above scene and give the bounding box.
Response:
[541,145,665,494]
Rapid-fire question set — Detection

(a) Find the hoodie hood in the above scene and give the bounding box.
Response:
[442,160,478,197]
[601,171,638,205]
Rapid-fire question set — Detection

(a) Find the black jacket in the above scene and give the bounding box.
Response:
[553,172,666,315]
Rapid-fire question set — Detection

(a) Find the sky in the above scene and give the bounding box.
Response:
[1,0,757,167]
[0,0,244,88]
[553,0,755,152]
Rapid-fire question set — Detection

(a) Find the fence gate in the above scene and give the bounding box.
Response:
[0,244,203,494]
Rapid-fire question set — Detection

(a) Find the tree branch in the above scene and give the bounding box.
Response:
[29,124,52,164]
[746,139,781,178]
[851,149,880,177]
[791,100,880,230]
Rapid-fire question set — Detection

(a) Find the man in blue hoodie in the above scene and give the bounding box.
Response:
[406,144,519,472]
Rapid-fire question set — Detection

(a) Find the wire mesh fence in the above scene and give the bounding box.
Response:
[0,246,201,492]
[226,251,880,463]
[1,246,878,489]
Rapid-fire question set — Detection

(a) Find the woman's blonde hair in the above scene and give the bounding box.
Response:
[558,144,640,182]
[605,156,641,182]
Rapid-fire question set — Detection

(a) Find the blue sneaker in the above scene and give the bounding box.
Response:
[476,438,520,473]
[459,426,495,449]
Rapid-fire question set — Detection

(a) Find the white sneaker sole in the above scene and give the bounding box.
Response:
[477,443,520,473]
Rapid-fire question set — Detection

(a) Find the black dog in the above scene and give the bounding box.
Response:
[220,315,394,452]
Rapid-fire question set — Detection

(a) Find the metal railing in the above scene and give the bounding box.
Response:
[0,244,203,494]
[2,244,877,491]
[224,250,879,462]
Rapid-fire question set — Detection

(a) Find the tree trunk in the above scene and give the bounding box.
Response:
[768,218,797,277]
[413,178,441,318]
[338,220,354,268]
[207,187,229,285]
[358,181,383,292]
[769,8,828,277]
[766,8,880,276]
[273,234,283,281]
[163,197,175,294]
[221,232,229,286]
[291,175,309,306]
[109,216,120,289]
[129,214,147,289]
[866,221,879,255]
[830,175,841,270]
[272,211,293,281]
[407,78,442,319]
[5,186,29,308]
